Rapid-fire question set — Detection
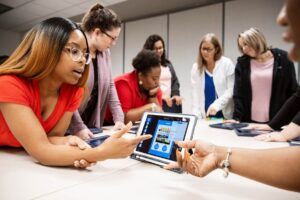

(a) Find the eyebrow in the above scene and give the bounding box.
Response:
[65,42,87,51]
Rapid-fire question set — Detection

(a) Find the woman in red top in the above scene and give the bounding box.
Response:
[113,50,163,124]
[0,17,150,168]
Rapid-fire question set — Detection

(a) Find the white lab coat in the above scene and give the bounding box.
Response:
[191,56,235,119]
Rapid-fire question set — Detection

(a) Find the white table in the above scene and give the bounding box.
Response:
[1,120,299,200]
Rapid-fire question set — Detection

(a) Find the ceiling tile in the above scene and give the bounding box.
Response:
[78,0,109,10]
[20,2,54,17]
[61,6,85,18]
[105,0,127,5]
[0,0,32,8]
[0,7,34,29]
[0,2,55,29]
[32,0,71,10]
[45,11,69,18]
[62,0,89,4]
[11,20,37,32]
[0,0,223,33]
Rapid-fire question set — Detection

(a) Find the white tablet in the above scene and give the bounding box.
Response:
[131,112,197,168]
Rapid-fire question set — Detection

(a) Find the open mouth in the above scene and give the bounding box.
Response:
[73,69,83,77]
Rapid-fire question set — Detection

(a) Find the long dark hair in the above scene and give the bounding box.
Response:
[143,34,168,66]
[0,17,89,87]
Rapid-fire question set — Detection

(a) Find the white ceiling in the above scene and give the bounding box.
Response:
[0,0,223,33]
[0,0,126,32]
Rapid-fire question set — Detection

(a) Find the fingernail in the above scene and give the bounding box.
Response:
[184,149,191,161]
[186,150,191,161]
[176,149,179,157]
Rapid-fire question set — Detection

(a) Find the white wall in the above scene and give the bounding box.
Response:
[109,0,290,115]
[224,0,287,63]
[124,15,168,72]
[0,0,293,120]
[0,28,21,56]
[169,4,223,114]
[224,0,298,91]
[0,0,292,115]
[110,24,124,77]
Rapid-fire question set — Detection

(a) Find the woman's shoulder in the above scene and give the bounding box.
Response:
[0,74,31,86]
[97,50,111,67]
[215,57,235,73]
[270,48,288,58]
[0,74,21,81]
[236,54,249,62]
[191,63,202,79]
[191,62,199,70]
[115,71,136,84]
[218,56,234,66]
[114,71,138,94]
[235,55,251,70]
[98,49,111,57]
[165,59,172,65]
[0,75,36,100]
[220,56,233,62]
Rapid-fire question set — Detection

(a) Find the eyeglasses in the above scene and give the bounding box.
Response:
[102,31,118,41]
[64,46,91,65]
[201,47,215,53]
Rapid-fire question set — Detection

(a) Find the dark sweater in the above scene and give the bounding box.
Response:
[165,60,180,97]
[233,48,298,122]
[268,87,300,130]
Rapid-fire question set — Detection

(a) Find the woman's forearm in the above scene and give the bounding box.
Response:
[28,142,106,166]
[48,136,70,145]
[215,146,300,192]
[124,104,152,123]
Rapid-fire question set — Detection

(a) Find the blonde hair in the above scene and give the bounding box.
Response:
[0,17,89,87]
[237,27,268,55]
[197,33,223,74]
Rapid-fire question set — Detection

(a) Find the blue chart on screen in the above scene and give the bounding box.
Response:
[148,119,187,159]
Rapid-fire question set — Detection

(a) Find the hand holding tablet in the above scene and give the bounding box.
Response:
[131,112,197,172]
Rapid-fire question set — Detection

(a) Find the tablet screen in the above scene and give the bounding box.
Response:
[135,114,190,161]
[86,135,110,148]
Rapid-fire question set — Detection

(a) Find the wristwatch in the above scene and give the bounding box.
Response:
[151,103,157,112]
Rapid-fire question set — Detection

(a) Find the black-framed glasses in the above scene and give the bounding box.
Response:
[201,47,215,53]
[102,31,118,41]
[64,46,91,65]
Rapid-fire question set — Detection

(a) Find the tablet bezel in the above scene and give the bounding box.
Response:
[133,112,197,166]
[209,122,248,130]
